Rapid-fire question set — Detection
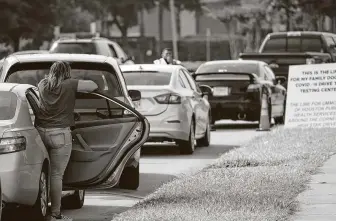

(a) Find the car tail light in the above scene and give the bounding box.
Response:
[0,136,26,154]
[154,94,181,104]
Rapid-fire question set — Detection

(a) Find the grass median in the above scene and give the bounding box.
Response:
[112,127,336,221]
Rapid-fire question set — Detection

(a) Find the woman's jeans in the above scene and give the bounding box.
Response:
[37,127,72,216]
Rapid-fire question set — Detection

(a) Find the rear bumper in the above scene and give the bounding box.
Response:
[210,100,260,120]
[145,106,190,142]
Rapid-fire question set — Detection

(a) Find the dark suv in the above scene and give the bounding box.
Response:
[50,37,135,65]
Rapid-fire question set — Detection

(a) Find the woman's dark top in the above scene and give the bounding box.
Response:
[36,78,79,128]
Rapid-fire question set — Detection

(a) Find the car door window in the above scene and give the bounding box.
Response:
[108,44,118,58]
[178,75,186,88]
[112,42,127,60]
[179,70,191,89]
[183,69,202,93]
[325,36,335,47]
[26,88,40,124]
[263,66,275,82]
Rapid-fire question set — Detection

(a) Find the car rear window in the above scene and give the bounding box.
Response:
[0,91,17,120]
[263,36,323,52]
[50,42,97,54]
[196,63,259,75]
[6,62,123,97]
[123,71,172,85]
[195,74,250,81]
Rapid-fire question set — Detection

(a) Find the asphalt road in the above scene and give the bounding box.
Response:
[2,120,270,221]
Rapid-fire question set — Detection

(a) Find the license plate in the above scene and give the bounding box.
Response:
[133,100,141,109]
[213,87,229,96]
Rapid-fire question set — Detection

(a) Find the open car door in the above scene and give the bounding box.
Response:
[61,91,149,190]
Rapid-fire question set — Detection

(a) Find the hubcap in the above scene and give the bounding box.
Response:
[78,190,84,201]
[40,172,48,216]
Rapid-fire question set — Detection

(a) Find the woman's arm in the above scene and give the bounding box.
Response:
[77,80,98,92]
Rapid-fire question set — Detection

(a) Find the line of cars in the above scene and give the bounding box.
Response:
[0,35,287,220]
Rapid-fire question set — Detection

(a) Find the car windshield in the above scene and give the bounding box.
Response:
[197,63,259,75]
[263,36,323,52]
[0,91,17,120]
[50,42,97,54]
[6,62,123,97]
[123,71,172,85]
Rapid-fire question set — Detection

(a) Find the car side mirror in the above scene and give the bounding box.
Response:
[199,85,212,96]
[275,76,287,85]
[128,90,141,101]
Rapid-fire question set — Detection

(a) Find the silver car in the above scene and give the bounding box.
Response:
[0,55,149,220]
[0,53,142,191]
[121,64,212,154]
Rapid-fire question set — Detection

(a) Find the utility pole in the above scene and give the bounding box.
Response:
[169,0,179,60]
[206,28,211,61]
[158,0,163,55]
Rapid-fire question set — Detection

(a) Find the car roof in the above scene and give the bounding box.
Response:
[268,31,335,37]
[54,37,111,43]
[4,53,111,64]
[12,50,49,55]
[0,83,34,99]
[200,60,265,66]
[120,64,183,73]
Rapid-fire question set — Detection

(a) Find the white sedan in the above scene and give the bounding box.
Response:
[121,64,212,154]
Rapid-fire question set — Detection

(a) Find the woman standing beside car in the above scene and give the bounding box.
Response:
[35,61,98,221]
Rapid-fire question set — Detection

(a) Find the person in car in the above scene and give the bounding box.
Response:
[35,61,98,221]
[154,48,181,65]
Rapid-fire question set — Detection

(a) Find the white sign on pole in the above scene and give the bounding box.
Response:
[284,63,336,128]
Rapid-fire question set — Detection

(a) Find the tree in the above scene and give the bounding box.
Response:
[55,0,94,33]
[76,0,156,45]
[0,0,57,51]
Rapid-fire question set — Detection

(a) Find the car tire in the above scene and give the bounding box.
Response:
[118,164,140,190]
[276,100,286,125]
[61,190,85,210]
[178,121,195,155]
[210,115,216,131]
[0,181,2,221]
[274,110,285,125]
[32,169,48,221]
[196,118,211,147]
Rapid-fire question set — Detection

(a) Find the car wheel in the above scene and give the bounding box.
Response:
[196,118,210,147]
[178,121,195,155]
[32,169,48,221]
[61,190,85,210]
[119,164,140,190]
